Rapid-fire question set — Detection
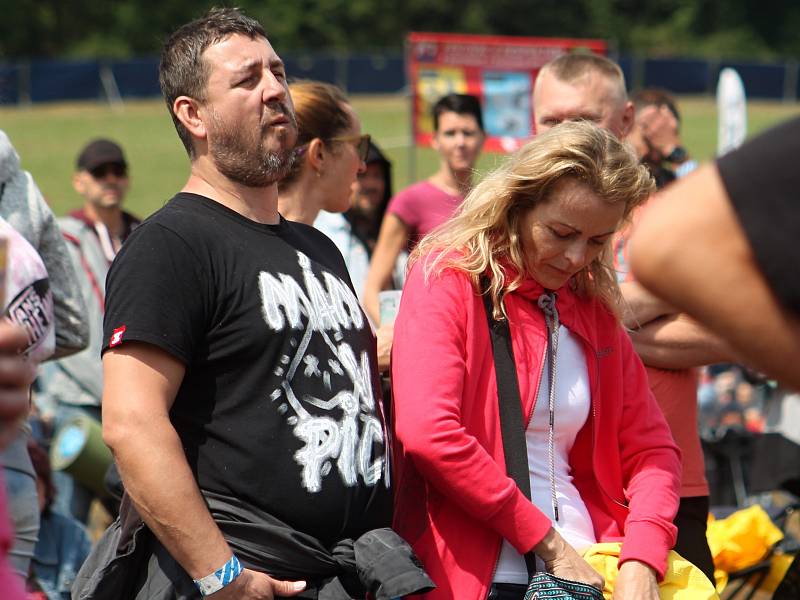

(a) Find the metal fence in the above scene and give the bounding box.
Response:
[1,52,798,105]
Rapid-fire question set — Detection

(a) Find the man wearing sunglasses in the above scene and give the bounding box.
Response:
[37,138,140,523]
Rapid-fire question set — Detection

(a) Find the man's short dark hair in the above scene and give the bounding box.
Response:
[631,88,681,123]
[432,93,484,132]
[159,7,267,157]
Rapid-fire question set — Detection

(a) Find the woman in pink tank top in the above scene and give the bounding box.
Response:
[363,93,485,323]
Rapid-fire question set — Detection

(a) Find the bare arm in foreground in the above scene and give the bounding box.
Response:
[102,343,305,599]
[620,241,735,370]
[630,163,800,389]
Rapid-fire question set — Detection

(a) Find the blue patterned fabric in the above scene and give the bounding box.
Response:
[194,554,242,596]
[215,554,242,586]
[523,572,604,599]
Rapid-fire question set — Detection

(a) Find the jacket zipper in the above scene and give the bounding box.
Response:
[527,344,548,428]
[583,334,630,512]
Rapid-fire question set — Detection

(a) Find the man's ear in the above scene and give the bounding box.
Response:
[72,172,86,195]
[619,100,635,138]
[173,96,207,141]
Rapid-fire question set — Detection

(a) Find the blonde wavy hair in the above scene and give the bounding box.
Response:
[412,121,655,320]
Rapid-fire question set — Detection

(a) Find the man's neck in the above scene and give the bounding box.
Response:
[183,160,281,225]
[84,203,124,237]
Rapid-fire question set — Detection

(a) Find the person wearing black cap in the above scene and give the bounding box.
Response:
[36,138,139,524]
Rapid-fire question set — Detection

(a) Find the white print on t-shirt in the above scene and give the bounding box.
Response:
[258,251,386,493]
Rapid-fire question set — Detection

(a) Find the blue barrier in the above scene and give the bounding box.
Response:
[0,63,20,104]
[717,61,786,99]
[346,54,405,93]
[617,56,635,92]
[2,52,798,105]
[644,58,711,94]
[284,54,340,84]
[112,58,161,98]
[30,59,101,102]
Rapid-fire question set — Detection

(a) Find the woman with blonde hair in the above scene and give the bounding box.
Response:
[391,121,681,600]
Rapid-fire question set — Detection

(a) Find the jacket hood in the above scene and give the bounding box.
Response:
[366,139,392,208]
[498,259,578,314]
[0,130,21,185]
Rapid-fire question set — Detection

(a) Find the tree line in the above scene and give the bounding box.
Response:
[3,0,799,61]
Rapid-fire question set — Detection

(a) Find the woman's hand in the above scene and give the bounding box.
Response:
[612,560,658,600]
[534,528,604,591]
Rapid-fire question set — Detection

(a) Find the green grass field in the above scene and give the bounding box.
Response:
[1,95,798,218]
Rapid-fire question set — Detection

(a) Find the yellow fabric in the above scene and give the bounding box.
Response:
[706,505,783,572]
[706,504,785,591]
[583,542,719,599]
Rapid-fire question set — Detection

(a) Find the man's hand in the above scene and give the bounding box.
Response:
[535,528,604,591]
[0,321,36,449]
[638,104,681,162]
[612,560,658,600]
[208,569,306,599]
[618,281,674,330]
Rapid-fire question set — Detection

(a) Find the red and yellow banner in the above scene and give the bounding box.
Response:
[407,32,607,152]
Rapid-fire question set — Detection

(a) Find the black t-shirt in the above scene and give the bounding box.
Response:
[717,117,800,314]
[102,193,391,548]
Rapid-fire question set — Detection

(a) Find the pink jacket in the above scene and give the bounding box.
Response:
[391,261,681,600]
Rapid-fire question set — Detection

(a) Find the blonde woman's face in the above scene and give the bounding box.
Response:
[520,178,624,290]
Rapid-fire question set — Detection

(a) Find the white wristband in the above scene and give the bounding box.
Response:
[193,554,243,596]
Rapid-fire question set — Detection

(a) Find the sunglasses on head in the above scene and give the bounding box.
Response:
[329,134,371,162]
[89,163,127,179]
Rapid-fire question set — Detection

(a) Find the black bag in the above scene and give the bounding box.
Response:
[481,285,603,600]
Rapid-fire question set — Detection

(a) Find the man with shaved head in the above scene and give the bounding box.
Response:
[533,53,634,139]
[532,52,730,584]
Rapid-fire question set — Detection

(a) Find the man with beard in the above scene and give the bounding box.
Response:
[74,8,393,600]
[37,139,139,524]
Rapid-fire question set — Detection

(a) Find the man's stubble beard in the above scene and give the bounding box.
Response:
[208,107,297,188]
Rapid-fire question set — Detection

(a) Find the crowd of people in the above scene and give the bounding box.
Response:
[0,6,797,600]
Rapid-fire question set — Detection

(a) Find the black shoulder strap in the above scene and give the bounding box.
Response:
[480,277,537,575]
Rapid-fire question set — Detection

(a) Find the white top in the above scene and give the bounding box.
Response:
[493,325,596,584]
[313,211,370,301]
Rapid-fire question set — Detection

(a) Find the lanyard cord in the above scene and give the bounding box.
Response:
[537,292,560,522]
[93,221,118,263]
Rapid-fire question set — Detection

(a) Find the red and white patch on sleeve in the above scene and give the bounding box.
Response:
[109,325,127,347]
